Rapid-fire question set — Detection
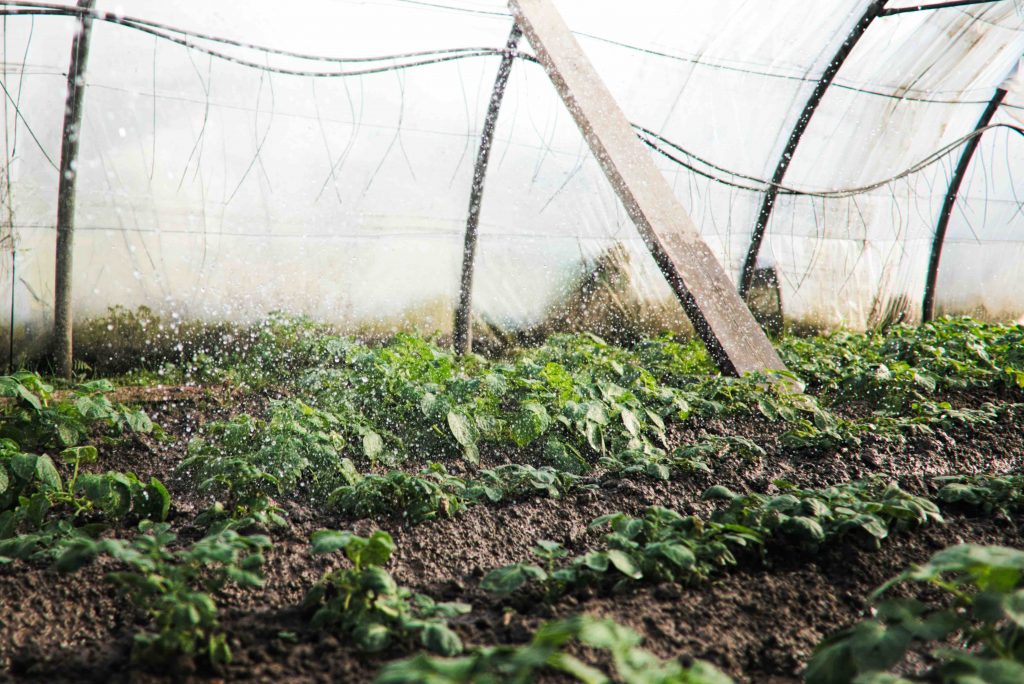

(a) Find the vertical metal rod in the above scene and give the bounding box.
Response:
[3,13,12,373]
[53,0,95,379]
[921,87,1006,322]
[738,0,888,299]
[453,25,521,355]
[8,249,14,374]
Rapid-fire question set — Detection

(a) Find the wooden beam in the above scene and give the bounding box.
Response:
[509,0,785,376]
[53,0,96,380]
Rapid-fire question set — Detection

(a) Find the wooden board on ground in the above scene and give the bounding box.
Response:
[509,0,787,377]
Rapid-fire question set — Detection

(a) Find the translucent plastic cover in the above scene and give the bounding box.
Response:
[2,0,1022,353]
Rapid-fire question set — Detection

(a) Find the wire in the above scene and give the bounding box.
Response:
[1,1,1018,109]
[0,6,541,78]
[1,0,1021,198]
[637,123,1024,198]
[0,75,57,169]
[0,1,510,63]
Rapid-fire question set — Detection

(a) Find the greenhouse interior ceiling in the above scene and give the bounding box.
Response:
[1,0,1023,364]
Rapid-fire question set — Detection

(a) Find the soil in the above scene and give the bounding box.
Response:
[2,383,1023,683]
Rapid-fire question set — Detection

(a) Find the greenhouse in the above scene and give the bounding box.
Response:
[1,1,1024,682]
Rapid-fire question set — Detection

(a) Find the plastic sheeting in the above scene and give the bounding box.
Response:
[1,0,1023,356]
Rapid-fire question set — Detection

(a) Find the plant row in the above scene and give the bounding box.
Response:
[169,317,1024,488]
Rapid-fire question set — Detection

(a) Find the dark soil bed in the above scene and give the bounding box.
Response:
[2,383,1023,683]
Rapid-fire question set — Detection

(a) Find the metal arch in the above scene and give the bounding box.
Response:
[921,87,1007,322]
[453,24,522,355]
[880,0,1001,16]
[738,0,889,299]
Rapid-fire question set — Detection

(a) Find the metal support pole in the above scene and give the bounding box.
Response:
[921,87,1006,322]
[53,0,95,379]
[453,25,521,355]
[738,0,888,299]
[880,0,999,16]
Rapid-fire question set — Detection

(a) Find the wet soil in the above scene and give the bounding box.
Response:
[2,384,1023,683]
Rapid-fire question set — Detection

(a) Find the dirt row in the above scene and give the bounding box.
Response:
[1,385,1023,683]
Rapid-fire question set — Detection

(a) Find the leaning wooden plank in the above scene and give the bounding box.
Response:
[509,0,786,377]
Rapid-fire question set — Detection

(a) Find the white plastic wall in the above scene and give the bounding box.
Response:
[1,0,1023,354]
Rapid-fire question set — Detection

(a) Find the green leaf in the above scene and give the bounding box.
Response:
[354,622,391,652]
[10,453,37,482]
[804,639,855,684]
[208,633,232,668]
[847,620,910,673]
[55,538,102,573]
[446,411,476,448]
[851,673,915,684]
[580,551,610,572]
[782,516,826,544]
[14,383,41,410]
[61,445,98,465]
[650,542,696,569]
[363,530,395,567]
[606,549,642,579]
[310,529,354,555]
[362,431,384,462]
[0,466,8,496]
[546,652,609,684]
[122,410,153,433]
[420,623,463,656]
[105,472,134,519]
[481,564,547,594]
[141,478,171,521]
[35,455,62,492]
[646,463,671,481]
[510,402,551,447]
[702,485,736,501]
[620,408,641,437]
[24,493,49,527]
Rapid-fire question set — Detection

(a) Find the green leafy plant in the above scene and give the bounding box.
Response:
[330,463,467,523]
[0,439,169,558]
[603,435,765,482]
[703,478,942,549]
[483,506,761,597]
[0,372,153,450]
[57,521,271,670]
[934,473,1024,517]
[181,400,365,504]
[376,614,734,684]
[465,464,582,503]
[484,479,946,601]
[302,529,469,655]
[480,539,568,595]
[806,544,1024,684]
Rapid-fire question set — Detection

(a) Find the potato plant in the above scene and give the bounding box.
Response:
[0,442,169,562]
[57,521,271,671]
[303,529,469,655]
[484,479,947,599]
[329,464,468,523]
[376,614,735,684]
[483,506,761,597]
[703,478,942,549]
[935,473,1024,517]
[806,544,1024,684]
[0,372,153,450]
[464,463,583,503]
